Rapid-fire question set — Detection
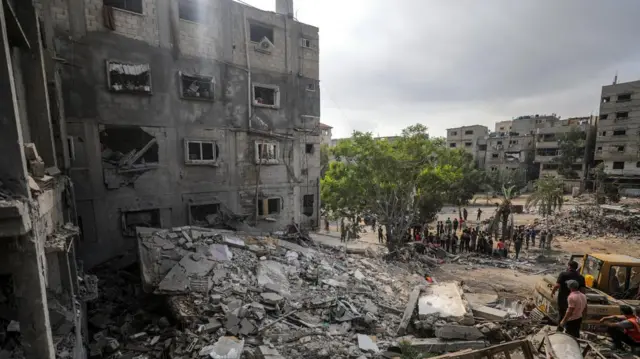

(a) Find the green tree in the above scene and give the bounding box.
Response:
[525,176,565,220]
[320,143,330,178]
[321,124,465,251]
[489,185,518,240]
[441,149,484,217]
[593,162,620,204]
[554,128,586,179]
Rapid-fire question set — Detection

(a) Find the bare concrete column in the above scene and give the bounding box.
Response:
[0,2,30,197]
[16,0,58,168]
[13,234,56,359]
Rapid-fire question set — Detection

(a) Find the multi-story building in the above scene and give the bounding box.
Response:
[484,133,536,173]
[596,80,640,180]
[494,120,513,134]
[511,114,559,135]
[535,117,595,188]
[0,1,88,357]
[47,0,321,268]
[320,123,332,146]
[446,125,489,164]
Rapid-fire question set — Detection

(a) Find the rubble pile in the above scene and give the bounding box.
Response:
[548,205,640,239]
[84,226,543,358]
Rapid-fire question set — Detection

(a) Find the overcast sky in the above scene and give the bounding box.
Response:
[241,0,640,139]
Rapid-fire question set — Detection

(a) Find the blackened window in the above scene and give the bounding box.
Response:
[104,0,142,14]
[178,0,200,22]
[250,24,274,43]
[181,73,214,100]
[613,162,624,170]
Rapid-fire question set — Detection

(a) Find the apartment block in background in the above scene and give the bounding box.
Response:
[446,125,489,165]
[43,0,321,268]
[596,80,640,183]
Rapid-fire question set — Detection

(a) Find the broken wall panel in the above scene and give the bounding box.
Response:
[106,61,151,94]
[121,209,161,237]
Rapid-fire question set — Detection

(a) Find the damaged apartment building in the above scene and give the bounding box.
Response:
[42,0,322,268]
[0,0,93,358]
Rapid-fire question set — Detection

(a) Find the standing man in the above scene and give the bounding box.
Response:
[340,219,346,243]
[525,227,531,249]
[453,218,459,234]
[600,305,640,351]
[531,227,537,247]
[378,226,384,244]
[539,230,547,249]
[470,229,477,253]
[514,234,523,260]
[445,218,452,234]
[463,208,468,221]
[552,261,586,329]
[477,208,482,221]
[445,234,452,252]
[451,234,458,254]
[559,280,587,338]
[547,231,553,250]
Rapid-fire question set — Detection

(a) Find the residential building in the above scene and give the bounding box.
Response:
[596,80,640,180]
[484,132,536,174]
[47,0,321,268]
[320,123,332,146]
[446,125,489,163]
[494,120,513,133]
[511,114,559,135]
[0,1,87,357]
[534,117,595,189]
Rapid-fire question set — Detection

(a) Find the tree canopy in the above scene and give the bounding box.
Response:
[321,124,478,251]
[525,175,564,218]
[554,128,586,179]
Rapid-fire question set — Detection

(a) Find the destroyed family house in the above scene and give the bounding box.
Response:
[49,0,321,268]
[0,0,93,358]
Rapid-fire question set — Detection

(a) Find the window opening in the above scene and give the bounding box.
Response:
[106,61,151,94]
[178,0,200,22]
[181,73,213,100]
[617,94,631,102]
[249,24,274,43]
[302,195,314,217]
[189,203,221,225]
[613,162,625,170]
[257,198,281,216]
[305,144,314,154]
[616,111,629,119]
[253,85,278,107]
[104,0,142,13]
[186,140,218,164]
[122,209,160,237]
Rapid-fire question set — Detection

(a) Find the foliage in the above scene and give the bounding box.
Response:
[484,168,527,193]
[398,340,435,359]
[320,144,330,176]
[441,150,484,209]
[488,185,518,240]
[321,124,473,251]
[525,176,565,217]
[553,128,586,179]
[593,163,620,204]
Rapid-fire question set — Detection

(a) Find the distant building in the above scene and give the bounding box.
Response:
[596,80,640,181]
[320,123,332,146]
[445,125,489,164]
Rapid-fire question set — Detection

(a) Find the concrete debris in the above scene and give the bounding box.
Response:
[6,321,19,333]
[471,304,509,321]
[357,334,380,353]
[209,336,244,359]
[435,324,484,340]
[418,282,467,319]
[257,345,285,359]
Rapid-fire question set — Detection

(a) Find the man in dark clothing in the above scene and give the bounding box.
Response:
[463,208,468,221]
[451,234,458,254]
[540,231,547,249]
[525,228,531,249]
[514,234,523,260]
[531,228,536,247]
[340,220,346,243]
[378,226,384,244]
[445,234,452,252]
[445,218,452,234]
[477,208,482,221]
[552,261,586,326]
[453,218,459,233]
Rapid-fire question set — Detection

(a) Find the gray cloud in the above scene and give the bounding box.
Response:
[245,0,640,137]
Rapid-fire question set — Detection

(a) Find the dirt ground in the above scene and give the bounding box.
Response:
[316,195,640,301]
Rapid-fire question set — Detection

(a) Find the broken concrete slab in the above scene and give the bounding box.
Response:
[200,319,222,333]
[277,239,316,259]
[321,279,347,288]
[357,334,380,353]
[260,292,283,305]
[223,235,246,249]
[403,337,486,353]
[465,293,499,306]
[257,345,285,359]
[353,269,365,281]
[181,253,215,276]
[210,244,233,261]
[397,286,422,335]
[435,324,484,340]
[471,304,509,321]
[362,300,378,315]
[418,282,467,319]
[156,264,189,294]
[209,336,244,359]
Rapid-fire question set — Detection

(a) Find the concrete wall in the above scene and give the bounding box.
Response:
[50,0,321,267]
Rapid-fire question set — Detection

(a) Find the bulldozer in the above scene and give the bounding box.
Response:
[534,253,640,332]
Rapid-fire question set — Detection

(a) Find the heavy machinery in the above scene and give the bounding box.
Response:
[534,253,640,332]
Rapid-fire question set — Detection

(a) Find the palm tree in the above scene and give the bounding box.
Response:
[525,175,564,228]
[489,185,517,240]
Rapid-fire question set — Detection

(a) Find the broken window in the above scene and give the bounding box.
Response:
[464,130,473,135]
[617,145,625,152]
[180,73,214,100]
[613,130,627,136]
[613,162,625,170]
[636,161,640,168]
[189,203,220,225]
[499,127,504,131]
[185,140,218,164]
[305,144,314,154]
[490,167,498,172]
[257,198,281,216]
[509,140,518,145]
[617,94,632,102]
[302,194,314,217]
[449,143,456,148]
[249,23,274,43]
[571,164,583,171]
[601,131,607,136]
[478,144,487,151]
[306,83,316,92]
[252,84,279,107]
[104,0,142,13]
[492,153,499,158]
[121,209,160,237]
[464,142,472,147]
[600,114,608,120]
[100,125,158,170]
[496,141,503,145]
[178,0,201,22]
[616,111,629,119]
[450,131,457,136]
[602,96,610,103]
[596,146,602,152]
[106,61,151,94]
[255,142,278,164]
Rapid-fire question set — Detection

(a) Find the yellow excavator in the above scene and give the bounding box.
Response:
[534,253,640,332]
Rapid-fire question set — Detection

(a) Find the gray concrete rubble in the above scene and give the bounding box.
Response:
[79,225,547,359]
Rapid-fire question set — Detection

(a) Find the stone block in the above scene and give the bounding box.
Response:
[260,292,283,305]
[397,286,422,335]
[258,345,285,359]
[471,304,509,321]
[357,334,379,353]
[209,336,244,359]
[418,282,467,319]
[210,244,233,261]
[406,338,486,353]
[435,324,484,340]
[201,319,222,333]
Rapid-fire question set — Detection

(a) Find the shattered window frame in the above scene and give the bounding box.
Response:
[255,141,279,165]
[302,194,314,217]
[249,23,274,44]
[184,139,219,165]
[178,0,202,23]
[121,209,161,237]
[188,203,221,225]
[106,60,152,94]
[252,83,280,109]
[179,72,214,101]
[612,161,625,170]
[257,197,281,216]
